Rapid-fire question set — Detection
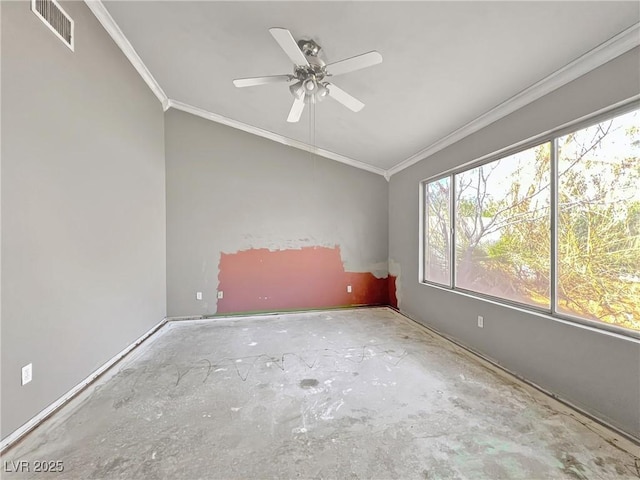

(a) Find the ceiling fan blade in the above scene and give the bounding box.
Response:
[269,27,310,67]
[326,83,365,112]
[287,97,306,123]
[326,51,383,77]
[233,75,292,88]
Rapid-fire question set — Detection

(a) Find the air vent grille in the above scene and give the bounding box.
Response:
[31,0,74,51]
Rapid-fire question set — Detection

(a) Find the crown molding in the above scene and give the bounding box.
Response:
[83,0,382,176]
[85,1,637,179]
[386,22,640,178]
[167,100,387,177]
[84,0,168,106]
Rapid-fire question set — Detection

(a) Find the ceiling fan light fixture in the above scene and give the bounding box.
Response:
[317,83,329,98]
[304,79,316,91]
[289,81,304,99]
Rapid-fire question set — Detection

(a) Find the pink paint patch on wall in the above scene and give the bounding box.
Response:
[217,246,389,314]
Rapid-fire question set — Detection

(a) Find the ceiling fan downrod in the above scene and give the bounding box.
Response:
[297,39,321,57]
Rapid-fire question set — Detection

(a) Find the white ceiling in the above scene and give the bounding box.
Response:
[101,1,639,174]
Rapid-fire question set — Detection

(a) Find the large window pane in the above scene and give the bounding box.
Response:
[557,109,640,331]
[455,144,551,307]
[424,177,451,285]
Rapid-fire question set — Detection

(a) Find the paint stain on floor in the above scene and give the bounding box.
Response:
[299,378,319,389]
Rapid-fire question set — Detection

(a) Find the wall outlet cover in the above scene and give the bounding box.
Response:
[217,291,224,299]
[196,291,203,300]
[477,316,484,328]
[22,363,33,386]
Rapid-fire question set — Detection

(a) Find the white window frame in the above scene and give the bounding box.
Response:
[419,99,640,339]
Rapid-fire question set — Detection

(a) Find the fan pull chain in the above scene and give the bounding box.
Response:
[310,101,316,149]
[309,99,317,182]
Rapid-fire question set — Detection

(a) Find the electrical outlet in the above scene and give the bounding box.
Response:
[347,285,352,293]
[196,292,203,300]
[217,291,224,299]
[477,316,484,328]
[22,363,32,386]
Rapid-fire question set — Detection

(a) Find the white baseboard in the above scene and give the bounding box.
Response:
[0,317,168,453]
[166,315,205,321]
[166,305,389,322]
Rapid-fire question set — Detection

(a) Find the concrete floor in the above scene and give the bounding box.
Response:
[2,307,639,479]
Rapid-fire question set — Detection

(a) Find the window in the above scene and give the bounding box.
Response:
[557,109,640,331]
[421,106,639,334]
[424,177,451,286]
[455,144,551,308]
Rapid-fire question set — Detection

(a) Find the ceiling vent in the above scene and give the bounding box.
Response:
[31,0,74,51]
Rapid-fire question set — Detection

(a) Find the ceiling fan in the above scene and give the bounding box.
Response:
[233,28,383,123]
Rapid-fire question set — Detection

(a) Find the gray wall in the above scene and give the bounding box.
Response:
[389,48,640,439]
[165,108,388,317]
[1,1,166,439]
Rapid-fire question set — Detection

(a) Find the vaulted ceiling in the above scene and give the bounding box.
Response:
[99,1,640,176]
